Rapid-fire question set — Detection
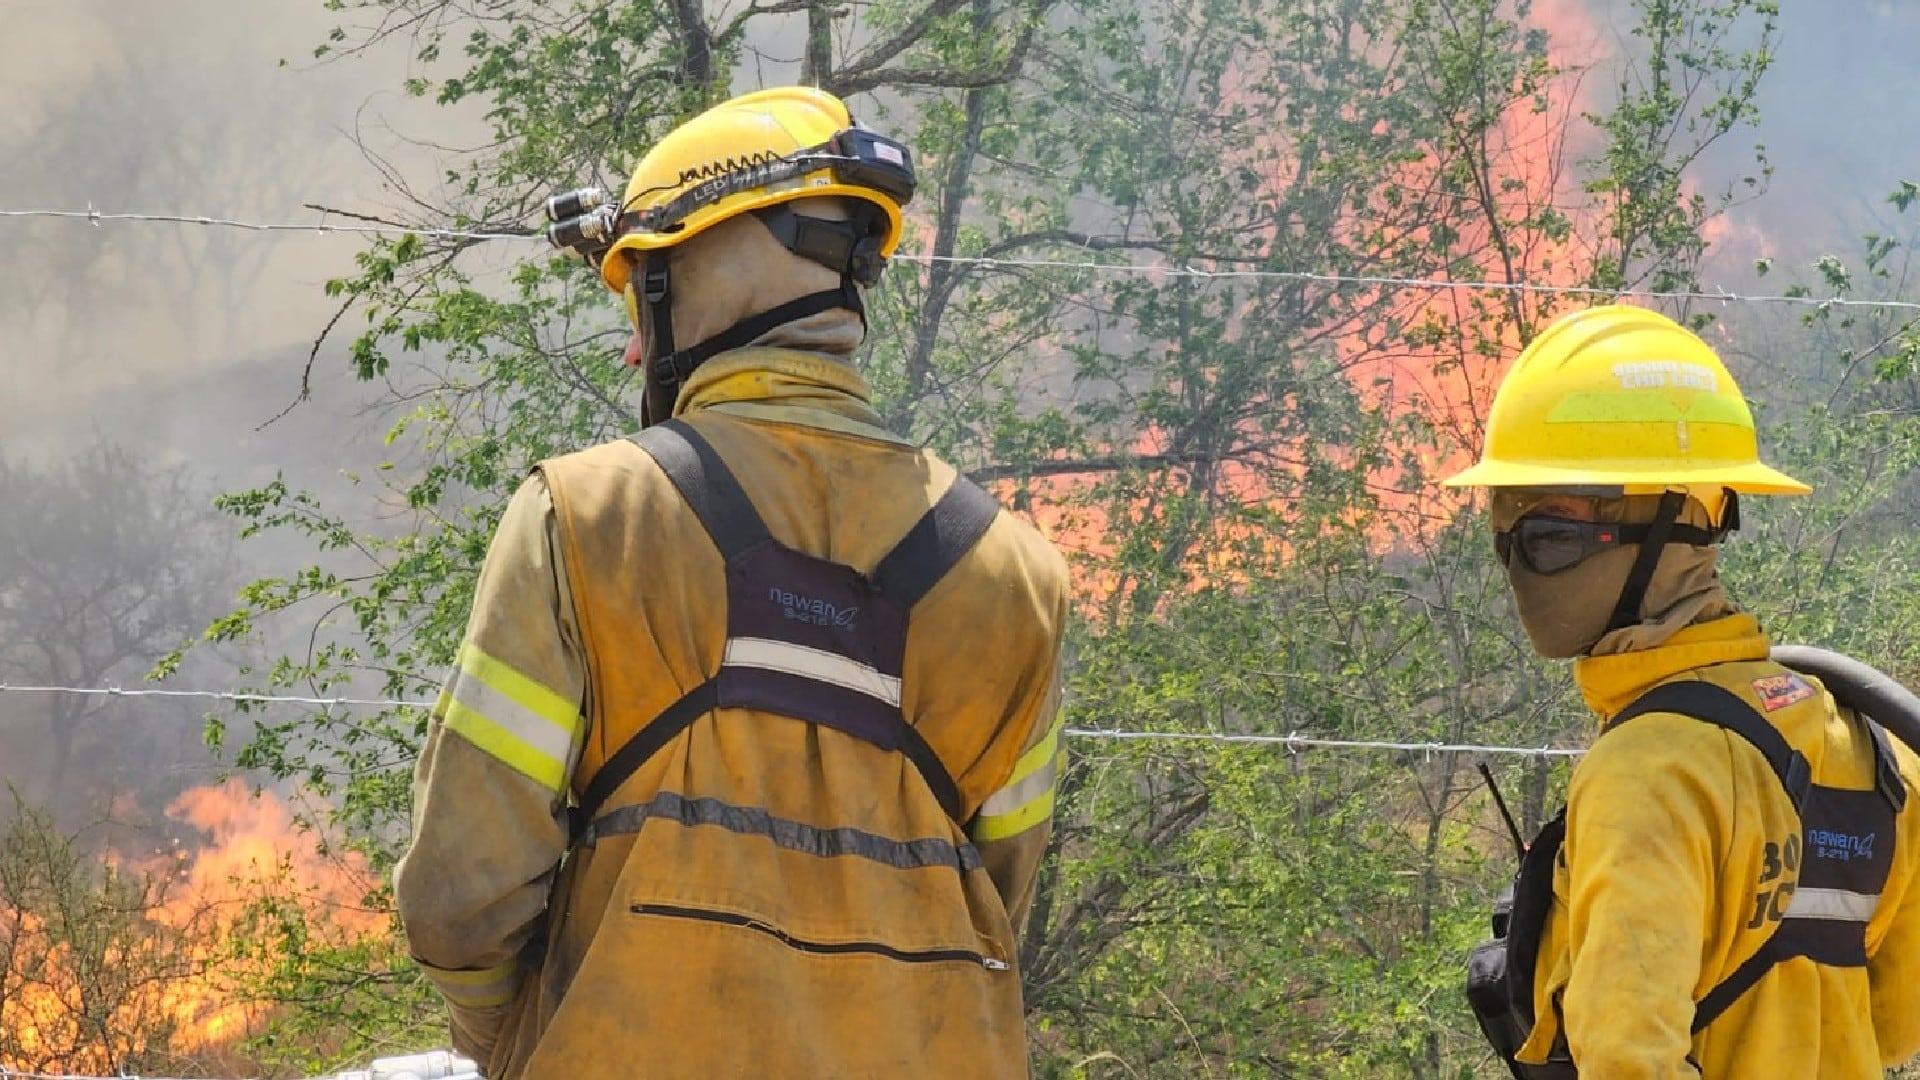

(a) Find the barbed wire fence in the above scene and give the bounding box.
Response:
[3,205,1918,312]
[0,683,1582,759]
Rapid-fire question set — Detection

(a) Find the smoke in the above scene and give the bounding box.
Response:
[0,0,470,464]
[0,0,477,825]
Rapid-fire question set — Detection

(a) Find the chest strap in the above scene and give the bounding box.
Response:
[571,419,1002,840]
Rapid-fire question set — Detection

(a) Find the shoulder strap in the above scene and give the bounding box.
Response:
[1609,678,1819,1035]
[872,475,1002,607]
[1863,718,1908,813]
[571,680,718,840]
[629,419,772,558]
[1609,679,1812,811]
[1770,645,1911,813]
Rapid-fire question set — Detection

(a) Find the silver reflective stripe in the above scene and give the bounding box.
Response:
[978,753,1058,819]
[1784,886,1879,922]
[724,637,903,705]
[445,668,578,787]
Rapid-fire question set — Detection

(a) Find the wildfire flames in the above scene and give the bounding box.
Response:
[1012,1,1612,608]
[1,780,382,1073]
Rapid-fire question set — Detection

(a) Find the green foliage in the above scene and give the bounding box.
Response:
[1582,0,1779,296]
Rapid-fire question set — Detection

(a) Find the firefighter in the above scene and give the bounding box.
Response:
[1448,304,1920,1077]
[393,87,1071,1078]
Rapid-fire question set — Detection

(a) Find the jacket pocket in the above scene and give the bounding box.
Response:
[630,902,1011,970]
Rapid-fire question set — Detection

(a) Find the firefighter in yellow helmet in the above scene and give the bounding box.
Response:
[394,87,1070,1077]
[1450,305,1920,1077]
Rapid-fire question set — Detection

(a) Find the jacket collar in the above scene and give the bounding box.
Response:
[674,347,910,446]
[1572,613,1772,722]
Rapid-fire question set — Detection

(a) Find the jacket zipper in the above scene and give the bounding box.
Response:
[631,903,1011,970]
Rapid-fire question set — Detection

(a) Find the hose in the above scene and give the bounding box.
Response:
[1771,644,1920,753]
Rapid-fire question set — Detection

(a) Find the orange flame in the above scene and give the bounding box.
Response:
[1,780,383,1071]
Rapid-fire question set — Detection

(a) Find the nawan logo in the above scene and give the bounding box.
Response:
[1809,827,1877,863]
[769,586,858,629]
[1752,673,1817,712]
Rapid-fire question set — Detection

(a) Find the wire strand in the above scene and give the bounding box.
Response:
[3,206,1916,313]
[0,683,1580,757]
[0,206,531,243]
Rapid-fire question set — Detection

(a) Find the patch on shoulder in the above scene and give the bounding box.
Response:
[1752,672,1816,712]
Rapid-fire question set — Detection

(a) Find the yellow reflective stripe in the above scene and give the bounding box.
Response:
[460,643,579,731]
[439,643,582,793]
[972,747,1064,842]
[420,959,520,1009]
[1006,715,1063,788]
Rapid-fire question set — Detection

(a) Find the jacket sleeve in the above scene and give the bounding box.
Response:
[1869,745,1920,1066]
[1557,714,1726,1080]
[969,670,1065,935]
[393,475,588,1066]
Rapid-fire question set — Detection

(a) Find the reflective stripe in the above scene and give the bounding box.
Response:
[582,790,984,872]
[973,716,1065,841]
[973,746,1064,842]
[1006,715,1064,791]
[724,637,902,705]
[420,959,520,1008]
[1784,886,1879,922]
[439,643,583,792]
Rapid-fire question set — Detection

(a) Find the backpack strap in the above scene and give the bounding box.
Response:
[571,423,998,841]
[871,476,1001,607]
[1607,678,1817,1035]
[629,419,774,558]
[1609,680,1812,811]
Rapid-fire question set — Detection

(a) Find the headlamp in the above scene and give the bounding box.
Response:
[544,186,622,262]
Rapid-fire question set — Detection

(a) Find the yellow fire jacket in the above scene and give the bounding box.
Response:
[394,348,1070,1078]
[1516,614,1920,1078]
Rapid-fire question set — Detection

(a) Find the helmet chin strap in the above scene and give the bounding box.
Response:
[636,206,880,427]
[1605,490,1687,633]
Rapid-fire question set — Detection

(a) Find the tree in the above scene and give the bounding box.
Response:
[0,441,236,814]
[0,793,227,1076]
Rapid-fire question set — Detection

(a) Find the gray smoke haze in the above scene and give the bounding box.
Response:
[0,0,476,467]
[0,1,1913,812]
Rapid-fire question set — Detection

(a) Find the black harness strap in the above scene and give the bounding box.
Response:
[1609,680,1812,809]
[1609,676,1904,1035]
[873,477,1002,607]
[572,420,999,840]
[572,680,718,837]
[632,420,772,557]
[866,477,1000,823]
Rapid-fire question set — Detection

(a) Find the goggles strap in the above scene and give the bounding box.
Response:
[1606,490,1686,633]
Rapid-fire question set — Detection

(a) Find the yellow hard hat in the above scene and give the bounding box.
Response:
[599,87,912,295]
[1445,305,1809,497]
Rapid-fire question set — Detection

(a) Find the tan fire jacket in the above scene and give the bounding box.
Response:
[1518,614,1920,1077]
[393,348,1070,1077]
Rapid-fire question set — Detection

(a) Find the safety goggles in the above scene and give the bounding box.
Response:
[1494,515,1719,575]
